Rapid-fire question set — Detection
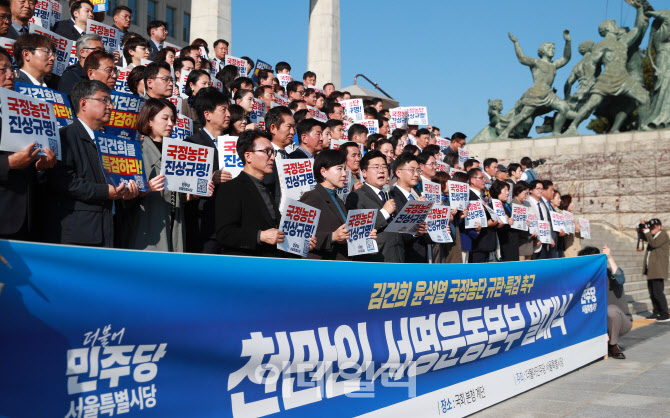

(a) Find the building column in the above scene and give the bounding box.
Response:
[190,0,231,52]
[307,0,341,88]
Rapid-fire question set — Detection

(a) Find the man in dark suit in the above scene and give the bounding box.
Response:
[216,130,286,257]
[45,80,138,247]
[111,5,131,36]
[467,168,499,262]
[146,20,167,61]
[345,150,404,262]
[184,87,231,253]
[0,1,12,38]
[14,33,54,86]
[390,152,430,263]
[289,118,323,159]
[0,46,56,240]
[58,34,103,93]
[263,106,296,203]
[6,0,33,40]
[52,0,93,41]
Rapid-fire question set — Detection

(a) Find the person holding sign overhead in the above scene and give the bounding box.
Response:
[45,80,139,247]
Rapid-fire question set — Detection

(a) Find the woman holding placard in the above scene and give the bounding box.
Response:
[551,190,566,258]
[513,181,536,261]
[490,180,518,262]
[560,194,582,257]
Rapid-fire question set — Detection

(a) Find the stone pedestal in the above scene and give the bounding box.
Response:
[307,0,341,88]
[190,0,231,52]
[465,130,670,237]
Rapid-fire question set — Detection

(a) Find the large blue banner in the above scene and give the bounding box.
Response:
[0,240,607,417]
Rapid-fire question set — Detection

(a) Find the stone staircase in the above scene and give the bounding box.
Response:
[588,224,670,318]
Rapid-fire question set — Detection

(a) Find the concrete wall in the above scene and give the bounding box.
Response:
[465,130,670,238]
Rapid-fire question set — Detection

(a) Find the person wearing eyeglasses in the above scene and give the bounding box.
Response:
[13,33,55,87]
[53,0,93,41]
[45,80,139,247]
[58,34,103,93]
[111,6,132,36]
[0,1,12,38]
[143,61,174,99]
[6,0,34,39]
[467,167,500,263]
[84,50,117,89]
[146,20,168,61]
[286,81,305,103]
[122,36,150,70]
[417,151,437,195]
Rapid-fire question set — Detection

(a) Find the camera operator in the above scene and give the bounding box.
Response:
[641,219,670,322]
[637,222,647,252]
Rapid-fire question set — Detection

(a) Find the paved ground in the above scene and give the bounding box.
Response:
[473,320,670,417]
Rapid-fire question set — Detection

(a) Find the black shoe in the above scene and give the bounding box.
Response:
[608,344,626,359]
[649,313,660,320]
[656,314,670,322]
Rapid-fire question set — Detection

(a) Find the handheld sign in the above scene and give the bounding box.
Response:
[276,74,293,88]
[161,138,214,196]
[0,88,61,159]
[276,158,316,213]
[507,183,514,204]
[447,180,468,211]
[29,0,51,28]
[422,179,442,204]
[105,91,144,141]
[14,82,74,128]
[224,55,248,77]
[277,199,320,257]
[163,41,181,55]
[94,132,148,191]
[336,168,353,203]
[90,0,108,12]
[217,134,243,178]
[178,69,191,98]
[86,19,121,53]
[491,199,508,224]
[458,148,470,167]
[426,204,453,243]
[511,203,528,231]
[114,67,132,94]
[250,99,267,128]
[385,200,434,234]
[29,25,73,76]
[168,114,193,141]
[389,107,407,130]
[50,0,62,29]
[329,139,347,151]
[436,137,449,149]
[563,210,575,234]
[167,96,183,116]
[251,59,272,84]
[538,221,552,244]
[307,84,324,94]
[449,167,466,177]
[436,161,449,173]
[405,106,428,125]
[550,212,566,233]
[272,94,291,108]
[306,105,327,122]
[579,218,591,239]
[0,37,16,70]
[465,200,487,229]
[528,212,539,235]
[211,78,224,93]
[346,209,378,257]
[341,99,365,122]
[361,119,379,135]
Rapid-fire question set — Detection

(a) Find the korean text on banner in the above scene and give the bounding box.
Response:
[224,55,248,77]
[276,74,293,88]
[211,78,224,93]
[276,158,316,213]
[449,167,466,177]
[492,199,509,224]
[272,94,291,108]
[167,96,183,115]
[389,107,407,130]
[465,200,487,229]
[511,203,528,231]
[361,119,379,135]
[341,98,365,122]
[0,87,61,159]
[86,20,121,53]
[50,0,62,28]
[458,148,470,167]
[528,212,539,235]
[251,59,272,84]
[115,68,132,94]
[28,25,73,76]
[94,131,148,191]
[385,200,434,234]
[0,37,16,69]
[426,204,453,243]
[14,82,74,129]
[105,91,145,141]
[250,99,267,128]
[563,211,575,234]
[217,135,243,178]
[169,114,193,141]
[538,220,553,244]
[405,106,428,125]
[306,106,327,122]
[422,179,442,204]
[550,212,566,234]
[90,0,108,12]
[160,138,214,196]
[579,218,592,239]
[28,0,51,28]
[277,199,320,257]
[447,181,469,211]
[336,168,353,203]
[346,209,378,256]
[0,239,607,417]
[178,69,191,98]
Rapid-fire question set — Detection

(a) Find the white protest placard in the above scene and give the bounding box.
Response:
[272,94,291,108]
[458,148,470,167]
[385,200,434,234]
[507,183,514,204]
[563,211,575,234]
[50,0,62,29]
[342,120,352,140]
[306,105,327,122]
[114,67,132,94]
[511,203,528,231]
[307,85,324,94]
[465,200,487,229]
[361,119,379,135]
[346,209,378,256]
[217,134,243,178]
[538,221,552,244]
[426,204,453,243]
[329,139,347,151]
[447,180,469,211]
[161,138,214,196]
[140,58,152,66]
[163,41,181,55]
[436,137,449,148]
[436,162,449,173]
[178,69,191,98]
[167,96,183,115]
[86,19,121,53]
[276,158,316,213]
[90,0,108,12]
[336,168,353,203]
[341,99,365,122]
[277,199,320,257]
[225,55,247,77]
[528,212,539,235]
[276,74,293,88]
[422,179,442,204]
[550,211,566,233]
[389,107,407,131]
[491,199,508,224]
[168,114,193,141]
[250,99,267,128]
[483,201,498,222]
[212,78,224,93]
[29,25,73,76]
[579,218,591,239]
[0,88,61,159]
[404,106,428,125]
[29,0,51,28]
[449,167,466,177]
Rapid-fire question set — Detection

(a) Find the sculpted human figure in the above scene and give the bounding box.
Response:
[498,30,574,140]
[564,0,650,135]
[564,40,596,106]
[643,8,670,129]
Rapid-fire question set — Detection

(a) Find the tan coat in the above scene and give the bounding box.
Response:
[644,230,669,280]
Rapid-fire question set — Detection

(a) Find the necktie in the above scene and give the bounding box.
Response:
[409,194,415,201]
[20,26,27,35]
[278,149,287,159]
[379,190,386,203]
[537,202,544,220]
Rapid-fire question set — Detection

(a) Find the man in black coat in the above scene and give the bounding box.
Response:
[52,0,93,41]
[14,33,54,86]
[146,20,167,61]
[467,168,499,262]
[184,87,231,253]
[288,118,323,159]
[58,34,103,94]
[45,80,137,247]
[6,0,34,40]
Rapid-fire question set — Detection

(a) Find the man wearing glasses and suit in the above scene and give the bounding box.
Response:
[13,33,54,86]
